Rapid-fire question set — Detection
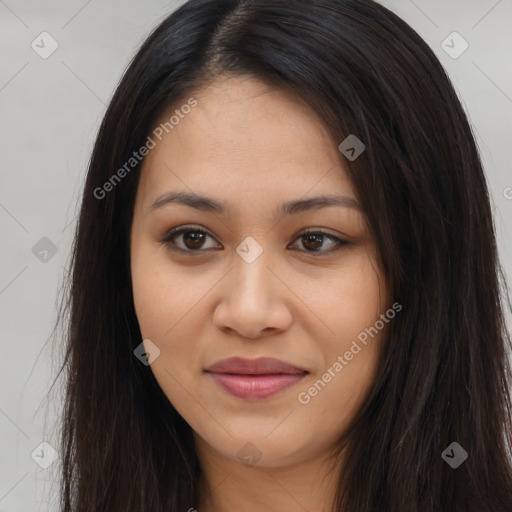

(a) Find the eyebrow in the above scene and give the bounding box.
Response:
[148,191,361,217]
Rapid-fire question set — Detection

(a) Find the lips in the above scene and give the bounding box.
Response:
[206,356,307,375]
[205,357,308,400]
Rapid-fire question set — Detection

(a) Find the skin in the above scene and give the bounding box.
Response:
[130,75,390,512]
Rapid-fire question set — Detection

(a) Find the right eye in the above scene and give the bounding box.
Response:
[160,225,222,253]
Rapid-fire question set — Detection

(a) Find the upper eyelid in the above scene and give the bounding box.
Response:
[160,225,347,249]
[160,225,215,242]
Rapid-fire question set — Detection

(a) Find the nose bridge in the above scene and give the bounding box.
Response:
[212,235,293,338]
[231,235,274,302]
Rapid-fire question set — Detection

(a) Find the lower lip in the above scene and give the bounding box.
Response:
[207,372,306,400]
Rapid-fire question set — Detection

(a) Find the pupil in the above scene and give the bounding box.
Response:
[185,232,204,249]
[303,234,322,251]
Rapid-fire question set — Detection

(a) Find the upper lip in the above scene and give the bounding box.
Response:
[205,357,308,375]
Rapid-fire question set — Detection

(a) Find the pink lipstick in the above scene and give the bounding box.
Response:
[205,357,308,400]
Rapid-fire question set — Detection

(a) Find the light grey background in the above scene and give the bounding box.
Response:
[0,0,511,510]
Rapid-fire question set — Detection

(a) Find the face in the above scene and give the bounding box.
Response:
[130,75,390,468]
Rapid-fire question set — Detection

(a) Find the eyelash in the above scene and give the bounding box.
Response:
[159,225,349,256]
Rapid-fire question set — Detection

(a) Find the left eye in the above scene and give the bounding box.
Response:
[160,226,348,255]
[161,226,220,252]
[293,230,347,253]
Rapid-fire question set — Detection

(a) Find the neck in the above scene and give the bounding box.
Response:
[194,436,343,512]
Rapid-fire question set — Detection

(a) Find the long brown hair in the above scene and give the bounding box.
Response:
[56,0,512,510]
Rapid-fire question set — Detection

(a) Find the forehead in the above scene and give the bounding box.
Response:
[138,75,356,207]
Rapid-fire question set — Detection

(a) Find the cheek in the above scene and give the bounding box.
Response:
[131,241,193,338]
[130,246,215,378]
[293,252,386,416]
[292,249,386,351]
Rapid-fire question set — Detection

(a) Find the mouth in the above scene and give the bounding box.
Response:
[205,357,309,400]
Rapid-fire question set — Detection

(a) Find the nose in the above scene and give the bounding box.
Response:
[212,248,293,340]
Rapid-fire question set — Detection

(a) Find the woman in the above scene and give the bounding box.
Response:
[57,0,512,510]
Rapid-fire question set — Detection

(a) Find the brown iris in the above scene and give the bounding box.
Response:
[301,233,324,251]
[183,231,206,249]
